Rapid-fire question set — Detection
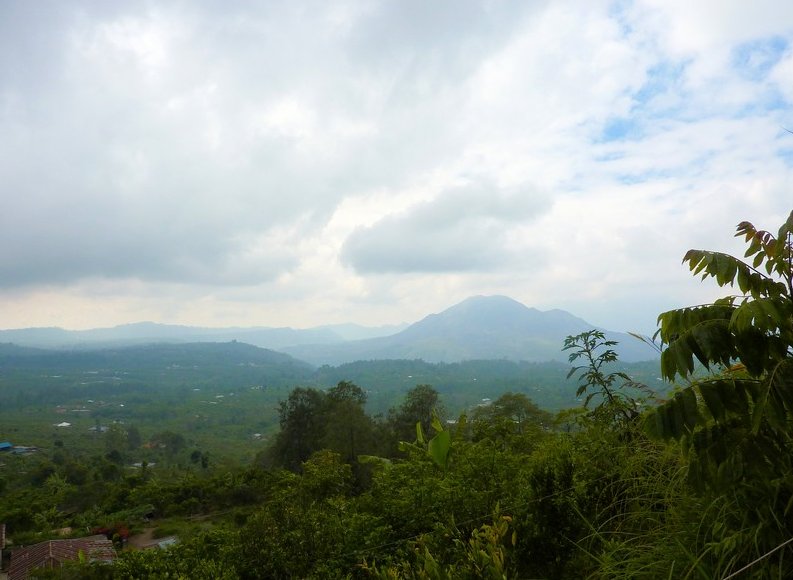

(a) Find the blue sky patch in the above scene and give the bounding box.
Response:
[776,144,793,167]
[734,87,789,118]
[635,60,688,107]
[599,117,638,142]
[732,37,788,81]
[608,0,635,38]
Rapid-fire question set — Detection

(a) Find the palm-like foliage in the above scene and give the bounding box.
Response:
[645,210,793,577]
[648,212,793,455]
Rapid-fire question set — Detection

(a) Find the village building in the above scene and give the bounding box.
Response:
[10,447,38,456]
[8,537,116,580]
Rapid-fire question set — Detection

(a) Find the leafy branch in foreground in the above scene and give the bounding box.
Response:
[563,330,650,426]
[656,211,793,382]
[644,210,793,576]
[647,211,793,459]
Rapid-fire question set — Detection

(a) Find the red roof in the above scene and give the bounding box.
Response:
[9,537,116,579]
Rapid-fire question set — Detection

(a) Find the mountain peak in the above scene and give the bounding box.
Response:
[406,295,583,337]
[283,295,657,365]
[452,294,533,310]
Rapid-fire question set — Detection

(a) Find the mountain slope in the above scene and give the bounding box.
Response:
[0,340,314,373]
[283,295,656,365]
[0,322,399,350]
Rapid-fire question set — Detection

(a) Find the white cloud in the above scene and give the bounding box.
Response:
[0,0,792,331]
[341,181,550,273]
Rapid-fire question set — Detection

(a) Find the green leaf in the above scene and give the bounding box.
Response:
[430,410,444,434]
[680,388,700,431]
[698,381,726,421]
[427,430,451,469]
[415,422,425,445]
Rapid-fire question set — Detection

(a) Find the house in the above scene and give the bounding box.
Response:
[137,535,179,550]
[149,536,179,550]
[11,447,38,456]
[0,442,12,452]
[8,536,116,579]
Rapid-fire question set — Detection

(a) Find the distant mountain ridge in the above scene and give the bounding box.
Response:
[283,295,657,365]
[0,296,657,365]
[0,340,314,375]
[0,321,406,350]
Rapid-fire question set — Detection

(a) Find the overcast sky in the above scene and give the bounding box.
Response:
[1,0,792,334]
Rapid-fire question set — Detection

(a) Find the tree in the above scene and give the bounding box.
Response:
[322,381,376,463]
[645,210,793,577]
[471,392,551,447]
[300,450,353,501]
[388,384,443,444]
[563,330,647,426]
[327,380,367,406]
[647,211,793,479]
[126,424,142,450]
[104,423,128,457]
[268,387,327,471]
[190,450,209,469]
[473,392,550,432]
[150,430,186,458]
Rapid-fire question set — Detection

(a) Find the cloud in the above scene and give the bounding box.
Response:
[341,182,550,273]
[0,4,366,287]
[1,0,793,330]
[0,1,544,290]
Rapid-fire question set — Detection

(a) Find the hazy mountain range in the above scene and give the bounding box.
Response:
[0,296,657,364]
[282,296,656,364]
[0,321,407,350]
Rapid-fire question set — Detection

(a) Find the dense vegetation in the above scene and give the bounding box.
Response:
[2,212,792,578]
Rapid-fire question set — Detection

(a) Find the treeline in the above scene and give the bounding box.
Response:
[259,381,551,472]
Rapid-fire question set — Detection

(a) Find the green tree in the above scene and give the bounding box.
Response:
[150,430,186,458]
[268,387,327,471]
[563,330,647,426]
[104,423,128,457]
[322,381,376,463]
[388,384,443,444]
[327,380,367,406]
[471,392,551,451]
[472,392,550,433]
[646,210,793,577]
[300,449,353,501]
[126,424,142,450]
[647,211,793,478]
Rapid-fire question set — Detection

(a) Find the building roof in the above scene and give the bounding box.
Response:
[9,537,116,579]
[11,446,38,455]
[0,441,12,450]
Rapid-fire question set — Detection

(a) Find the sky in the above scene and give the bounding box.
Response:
[1,0,792,335]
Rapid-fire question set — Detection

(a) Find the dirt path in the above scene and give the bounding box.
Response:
[127,527,157,549]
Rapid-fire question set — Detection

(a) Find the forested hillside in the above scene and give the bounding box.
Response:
[1,213,792,578]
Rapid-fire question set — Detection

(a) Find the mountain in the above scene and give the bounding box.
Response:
[0,340,314,380]
[0,296,657,365]
[0,321,401,350]
[314,323,409,341]
[283,295,657,365]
